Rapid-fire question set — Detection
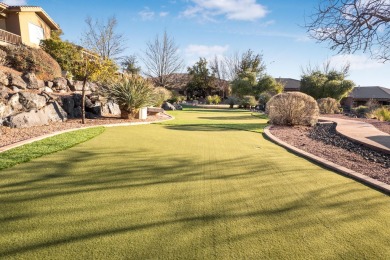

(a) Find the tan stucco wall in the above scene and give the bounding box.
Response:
[0,18,6,30]
[17,11,51,47]
[5,12,20,36]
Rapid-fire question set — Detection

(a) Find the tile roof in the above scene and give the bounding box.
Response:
[275,78,300,90]
[349,86,390,99]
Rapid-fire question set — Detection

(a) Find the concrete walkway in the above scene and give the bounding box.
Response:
[320,116,390,154]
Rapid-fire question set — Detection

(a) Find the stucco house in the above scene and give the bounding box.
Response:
[275,78,301,92]
[0,3,59,47]
[341,86,390,107]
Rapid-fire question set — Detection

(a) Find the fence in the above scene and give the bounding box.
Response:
[0,29,21,45]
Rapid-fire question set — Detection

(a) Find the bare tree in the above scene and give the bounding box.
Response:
[142,31,184,88]
[82,16,126,60]
[306,0,390,61]
[209,55,229,98]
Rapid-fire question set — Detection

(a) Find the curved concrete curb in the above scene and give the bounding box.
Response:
[0,113,175,153]
[264,126,390,195]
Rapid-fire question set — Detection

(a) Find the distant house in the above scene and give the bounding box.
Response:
[342,86,390,107]
[275,78,300,92]
[0,3,60,47]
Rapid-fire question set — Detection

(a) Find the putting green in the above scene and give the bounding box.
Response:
[0,108,389,259]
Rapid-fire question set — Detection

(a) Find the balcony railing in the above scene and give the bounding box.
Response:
[0,29,21,45]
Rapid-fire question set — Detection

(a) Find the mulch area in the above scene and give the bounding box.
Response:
[270,123,390,185]
[0,114,170,148]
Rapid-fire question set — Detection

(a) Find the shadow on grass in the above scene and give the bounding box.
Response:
[0,143,387,258]
[164,123,268,133]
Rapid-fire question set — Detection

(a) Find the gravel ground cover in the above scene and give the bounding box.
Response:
[270,123,390,184]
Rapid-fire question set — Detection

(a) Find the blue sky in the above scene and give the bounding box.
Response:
[3,0,390,87]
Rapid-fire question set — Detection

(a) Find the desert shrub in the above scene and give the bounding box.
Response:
[154,87,172,107]
[317,97,340,114]
[352,105,369,117]
[212,95,221,104]
[366,107,390,121]
[206,95,213,104]
[226,96,238,108]
[106,75,156,118]
[266,92,319,126]
[0,45,61,80]
[169,94,186,103]
[240,95,257,108]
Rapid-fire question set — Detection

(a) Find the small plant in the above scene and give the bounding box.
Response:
[212,95,221,104]
[352,105,369,117]
[240,95,257,109]
[317,97,340,114]
[154,87,172,107]
[367,107,390,121]
[106,75,156,119]
[266,92,319,126]
[206,95,213,104]
[226,96,238,108]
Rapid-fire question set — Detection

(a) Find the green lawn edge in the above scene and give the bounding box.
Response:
[0,127,105,170]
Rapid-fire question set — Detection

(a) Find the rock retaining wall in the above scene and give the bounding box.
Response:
[0,70,121,128]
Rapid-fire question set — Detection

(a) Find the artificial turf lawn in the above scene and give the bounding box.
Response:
[0,108,389,259]
[0,127,105,170]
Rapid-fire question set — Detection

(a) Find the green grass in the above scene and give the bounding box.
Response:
[0,108,389,259]
[0,127,105,170]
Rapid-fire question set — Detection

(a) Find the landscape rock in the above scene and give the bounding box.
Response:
[7,93,23,113]
[8,74,27,89]
[12,86,20,92]
[37,80,45,89]
[8,101,67,128]
[60,95,75,118]
[45,81,54,88]
[309,122,390,168]
[0,71,8,86]
[53,77,68,91]
[0,101,12,119]
[102,100,121,116]
[44,87,53,93]
[162,102,176,110]
[22,72,39,89]
[18,92,47,110]
[68,80,84,92]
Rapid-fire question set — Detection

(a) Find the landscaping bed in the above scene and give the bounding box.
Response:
[0,113,170,148]
[270,124,390,185]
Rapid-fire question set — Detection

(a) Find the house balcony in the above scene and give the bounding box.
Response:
[0,29,21,45]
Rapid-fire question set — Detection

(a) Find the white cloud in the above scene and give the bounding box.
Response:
[182,0,268,21]
[159,12,169,17]
[328,54,385,71]
[138,8,155,21]
[185,44,229,65]
[1,0,27,5]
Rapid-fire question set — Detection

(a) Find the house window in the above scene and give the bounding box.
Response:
[28,22,44,45]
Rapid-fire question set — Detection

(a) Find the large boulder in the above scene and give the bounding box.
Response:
[8,73,27,90]
[8,101,67,128]
[7,93,23,113]
[22,72,39,89]
[60,95,75,118]
[68,80,84,92]
[0,101,12,119]
[53,77,68,91]
[102,100,121,116]
[162,102,176,111]
[18,92,47,110]
[0,71,9,86]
